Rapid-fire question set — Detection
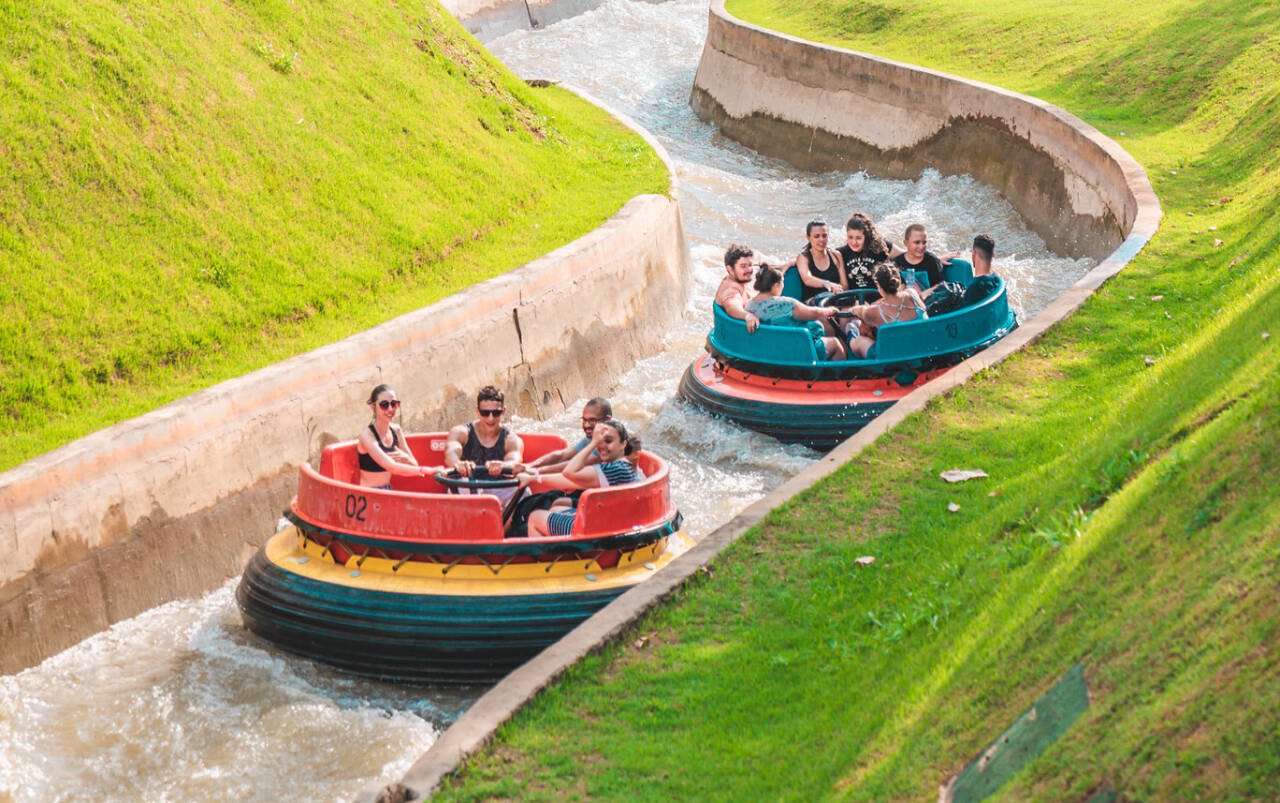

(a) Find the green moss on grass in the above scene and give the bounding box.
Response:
[437,0,1280,799]
[0,0,666,470]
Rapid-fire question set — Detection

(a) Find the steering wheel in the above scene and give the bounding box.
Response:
[818,288,879,308]
[435,466,521,491]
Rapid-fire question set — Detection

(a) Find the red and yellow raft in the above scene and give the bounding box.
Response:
[236,432,691,684]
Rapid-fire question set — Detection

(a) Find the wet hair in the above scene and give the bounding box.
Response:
[367,384,394,404]
[584,397,612,418]
[753,263,784,293]
[724,244,753,268]
[845,213,890,258]
[973,234,996,262]
[903,223,926,243]
[477,385,504,406]
[873,263,903,295]
[597,419,640,456]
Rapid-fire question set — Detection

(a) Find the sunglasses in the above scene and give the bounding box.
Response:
[478,408,505,418]
[377,399,401,410]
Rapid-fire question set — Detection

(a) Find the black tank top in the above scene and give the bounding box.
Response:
[358,424,400,472]
[462,423,510,464]
[799,245,841,302]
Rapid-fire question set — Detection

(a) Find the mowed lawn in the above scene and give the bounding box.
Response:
[0,0,666,471]
[438,1,1280,800]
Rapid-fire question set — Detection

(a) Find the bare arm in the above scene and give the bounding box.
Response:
[719,295,760,334]
[560,432,607,488]
[485,433,525,474]
[386,424,418,467]
[442,424,473,476]
[796,252,841,294]
[517,437,601,489]
[358,428,426,477]
[832,250,848,291]
[528,445,574,469]
[791,299,839,323]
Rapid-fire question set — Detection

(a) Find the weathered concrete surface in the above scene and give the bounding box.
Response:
[691,0,1143,261]
[0,96,688,676]
[378,9,1160,801]
[439,0,604,41]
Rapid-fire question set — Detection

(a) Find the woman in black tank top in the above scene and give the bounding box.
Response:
[795,220,847,302]
[356,384,426,489]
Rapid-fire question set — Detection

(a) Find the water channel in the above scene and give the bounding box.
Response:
[0,1,1092,799]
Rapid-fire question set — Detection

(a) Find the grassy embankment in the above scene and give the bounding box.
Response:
[0,1,666,471]
[440,0,1280,799]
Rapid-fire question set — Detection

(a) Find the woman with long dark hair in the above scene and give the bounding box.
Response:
[795,220,846,302]
[836,213,903,291]
[355,384,427,489]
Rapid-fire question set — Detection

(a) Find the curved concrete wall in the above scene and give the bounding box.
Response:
[692,0,1149,261]
[0,97,689,675]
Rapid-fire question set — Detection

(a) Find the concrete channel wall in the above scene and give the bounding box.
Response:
[439,0,602,40]
[0,98,689,675]
[381,3,1160,799]
[692,0,1140,261]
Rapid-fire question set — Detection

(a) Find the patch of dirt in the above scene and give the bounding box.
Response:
[416,12,547,141]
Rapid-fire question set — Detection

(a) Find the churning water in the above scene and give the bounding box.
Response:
[0,1,1092,799]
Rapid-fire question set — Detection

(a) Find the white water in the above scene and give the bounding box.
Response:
[0,1,1092,799]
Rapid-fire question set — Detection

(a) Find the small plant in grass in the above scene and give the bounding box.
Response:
[250,39,297,74]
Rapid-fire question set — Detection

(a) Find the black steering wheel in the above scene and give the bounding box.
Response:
[818,288,880,308]
[435,466,521,491]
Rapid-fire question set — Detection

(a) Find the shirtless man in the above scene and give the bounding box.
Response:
[526,397,611,475]
[716,244,759,332]
[443,386,524,491]
[972,234,996,277]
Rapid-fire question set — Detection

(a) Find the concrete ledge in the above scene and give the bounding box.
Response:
[0,91,689,675]
[383,11,1160,803]
[441,0,605,41]
[691,0,1150,261]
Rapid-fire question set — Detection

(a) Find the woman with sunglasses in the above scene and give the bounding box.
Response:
[357,384,426,489]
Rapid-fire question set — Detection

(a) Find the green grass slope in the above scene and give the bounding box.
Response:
[0,1,666,471]
[438,1,1280,799]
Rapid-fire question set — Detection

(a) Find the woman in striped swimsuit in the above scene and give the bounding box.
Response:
[521,419,643,538]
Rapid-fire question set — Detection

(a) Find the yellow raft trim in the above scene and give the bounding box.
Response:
[262,526,697,597]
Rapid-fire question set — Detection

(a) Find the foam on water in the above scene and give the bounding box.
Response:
[1,1,1093,798]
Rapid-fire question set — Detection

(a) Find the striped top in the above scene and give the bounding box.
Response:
[594,459,640,487]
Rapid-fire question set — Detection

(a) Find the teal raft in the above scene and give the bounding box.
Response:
[678,260,1017,450]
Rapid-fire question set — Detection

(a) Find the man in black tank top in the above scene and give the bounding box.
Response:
[444,385,525,479]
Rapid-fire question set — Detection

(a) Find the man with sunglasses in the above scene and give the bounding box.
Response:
[525,397,612,475]
[443,386,525,502]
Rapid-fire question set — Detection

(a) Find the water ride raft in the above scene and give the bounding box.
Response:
[679,260,1016,451]
[236,433,691,684]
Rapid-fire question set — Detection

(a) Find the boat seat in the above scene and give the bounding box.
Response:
[781,263,803,300]
[873,276,1012,360]
[943,257,974,287]
[710,303,826,366]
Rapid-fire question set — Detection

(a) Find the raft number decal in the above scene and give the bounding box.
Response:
[344,494,368,522]
[946,322,959,339]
